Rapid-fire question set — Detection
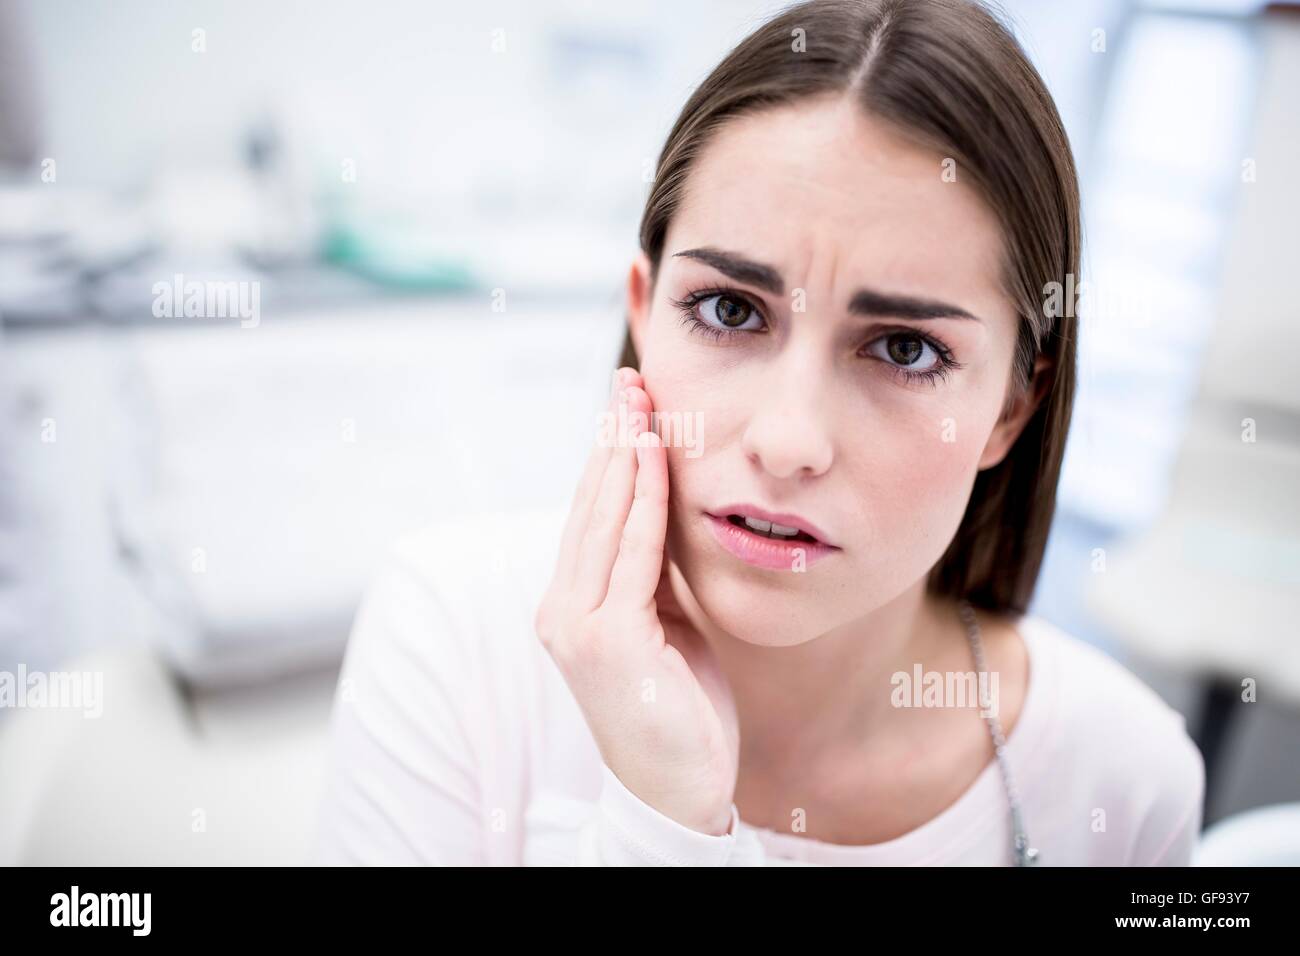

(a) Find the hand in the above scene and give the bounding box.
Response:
[534,367,739,836]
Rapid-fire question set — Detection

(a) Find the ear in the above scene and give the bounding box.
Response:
[978,354,1053,470]
[626,250,654,360]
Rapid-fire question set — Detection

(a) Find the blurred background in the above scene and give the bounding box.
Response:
[1,0,1297,865]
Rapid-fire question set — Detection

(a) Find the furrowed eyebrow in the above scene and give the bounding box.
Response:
[672,246,981,322]
[672,247,784,295]
[847,288,981,322]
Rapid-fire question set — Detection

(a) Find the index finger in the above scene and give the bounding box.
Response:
[549,367,634,596]
[604,429,668,611]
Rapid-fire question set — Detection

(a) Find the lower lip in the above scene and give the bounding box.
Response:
[705,513,838,571]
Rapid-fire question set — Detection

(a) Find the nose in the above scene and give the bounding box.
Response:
[739,363,835,481]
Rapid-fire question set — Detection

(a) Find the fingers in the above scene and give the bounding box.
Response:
[550,367,640,598]
[605,429,667,612]
[570,382,652,615]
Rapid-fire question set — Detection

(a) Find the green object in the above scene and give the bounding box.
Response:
[319,221,478,292]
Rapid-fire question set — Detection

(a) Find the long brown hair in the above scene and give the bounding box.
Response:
[622,0,1080,615]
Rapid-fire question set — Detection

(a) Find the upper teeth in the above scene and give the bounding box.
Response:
[743,516,801,538]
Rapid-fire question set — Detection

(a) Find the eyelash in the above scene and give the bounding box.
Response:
[669,287,964,386]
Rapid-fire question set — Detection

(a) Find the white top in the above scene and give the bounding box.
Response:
[312,506,1206,866]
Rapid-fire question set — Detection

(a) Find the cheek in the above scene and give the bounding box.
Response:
[847,405,989,570]
[637,358,708,516]
[638,337,721,469]
[654,396,717,520]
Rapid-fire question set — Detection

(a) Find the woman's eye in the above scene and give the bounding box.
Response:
[697,294,764,332]
[868,331,941,371]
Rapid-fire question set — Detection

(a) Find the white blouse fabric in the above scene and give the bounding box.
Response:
[313,507,1205,866]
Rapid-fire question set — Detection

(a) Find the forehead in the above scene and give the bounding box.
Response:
[667,95,1008,312]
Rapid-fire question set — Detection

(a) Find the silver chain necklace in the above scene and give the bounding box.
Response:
[957,598,1039,866]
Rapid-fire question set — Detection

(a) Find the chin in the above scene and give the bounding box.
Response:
[667,510,835,648]
[694,572,829,647]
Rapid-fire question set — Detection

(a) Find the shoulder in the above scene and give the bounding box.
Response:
[339,504,569,711]
[317,505,572,864]
[1016,614,1206,865]
[387,504,569,601]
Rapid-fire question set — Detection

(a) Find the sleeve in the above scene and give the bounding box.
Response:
[575,763,750,866]
[1133,717,1207,867]
[312,552,486,865]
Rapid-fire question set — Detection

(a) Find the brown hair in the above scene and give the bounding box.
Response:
[621,0,1080,615]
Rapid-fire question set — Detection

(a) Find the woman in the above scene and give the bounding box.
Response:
[314,0,1204,866]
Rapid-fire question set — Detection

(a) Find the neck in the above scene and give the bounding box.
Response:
[665,562,964,771]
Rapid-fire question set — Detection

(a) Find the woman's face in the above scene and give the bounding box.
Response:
[627,94,1042,647]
